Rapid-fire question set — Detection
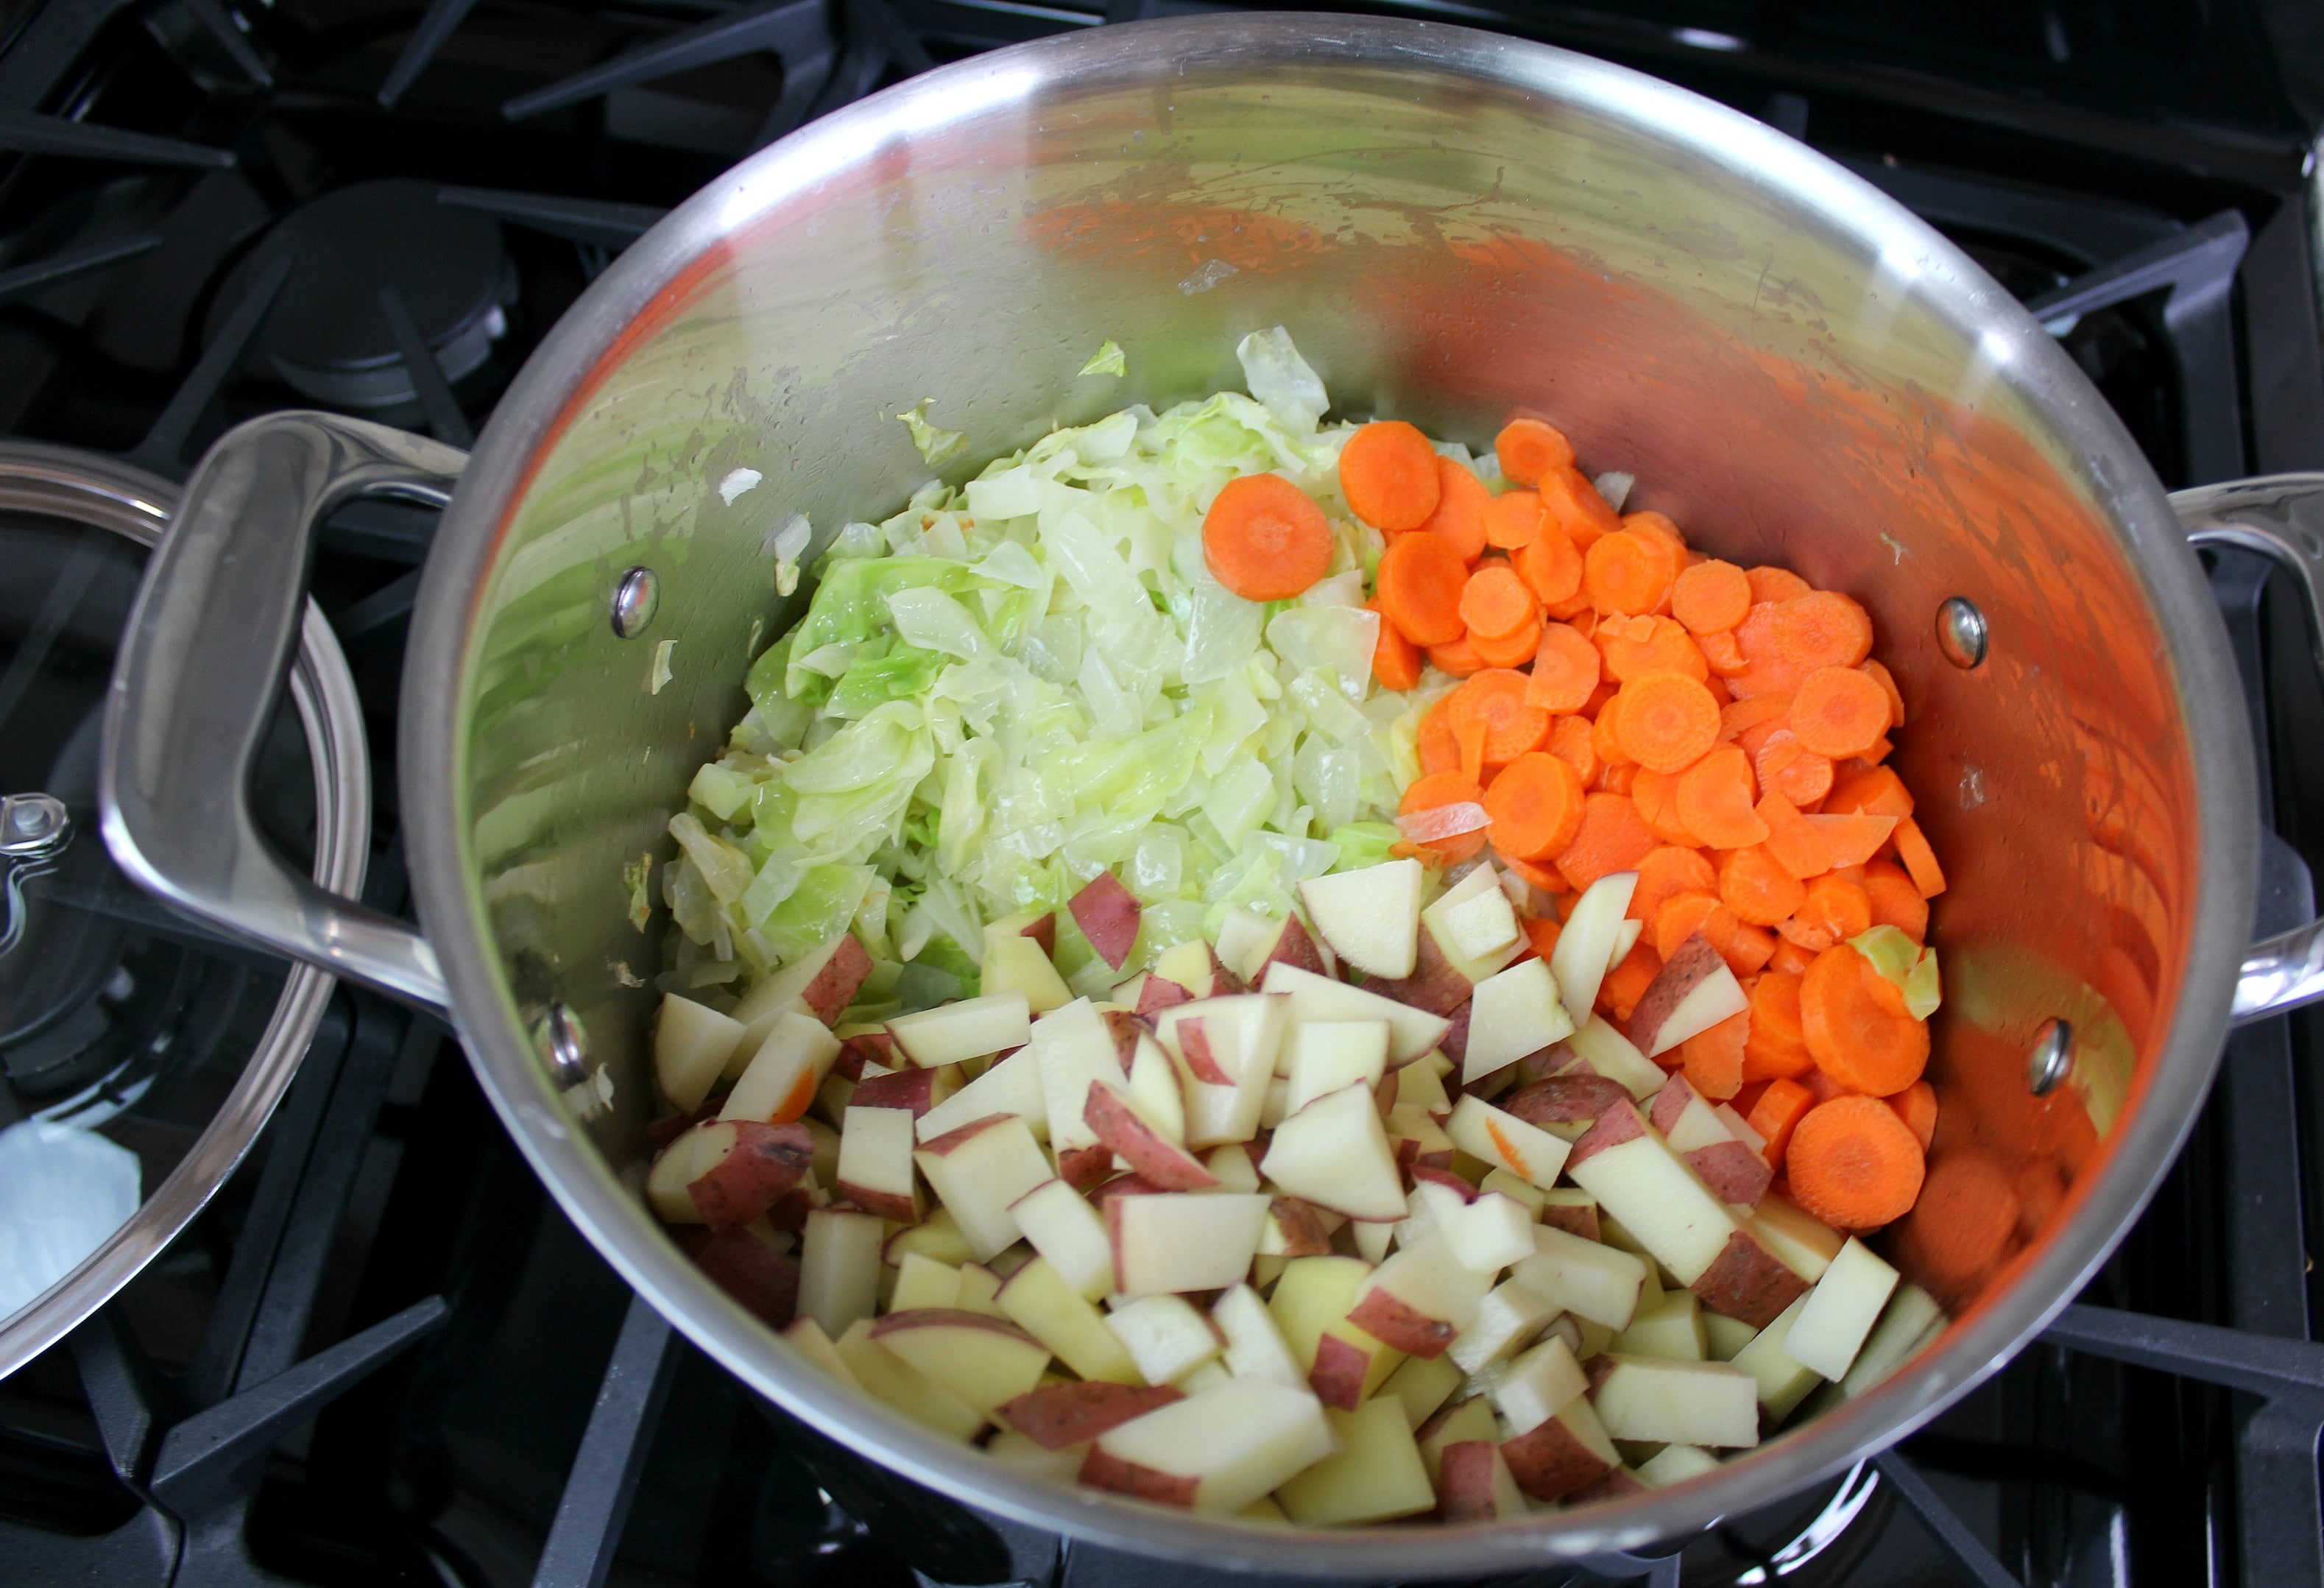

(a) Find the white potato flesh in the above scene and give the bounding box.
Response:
[1590,1355,1761,1449]
[889,991,1033,1067]
[1299,858,1424,979]
[1445,1093,1572,1190]
[1547,872,1639,1023]
[654,995,745,1112]
[1462,958,1576,1084]
[1783,1238,1901,1381]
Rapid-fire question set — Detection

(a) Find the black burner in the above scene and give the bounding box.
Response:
[207,177,512,412]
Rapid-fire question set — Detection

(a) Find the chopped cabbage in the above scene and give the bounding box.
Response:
[1849,925,1942,1020]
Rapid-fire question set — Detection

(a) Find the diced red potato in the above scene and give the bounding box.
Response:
[1299,857,1423,980]
[1499,1397,1620,1501]
[1000,1381,1186,1450]
[654,994,745,1112]
[848,1065,958,1118]
[686,1121,816,1232]
[1358,925,1474,1017]
[1257,1197,1337,1258]
[1135,975,1194,1017]
[1084,1081,1219,1191]
[693,1229,801,1327]
[1627,934,1749,1057]
[1070,872,1144,970]
[1502,1073,1632,1139]
[1651,1073,1773,1207]
[1435,1440,1526,1522]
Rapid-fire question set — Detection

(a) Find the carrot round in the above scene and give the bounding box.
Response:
[1339,420,1441,532]
[1614,671,1720,774]
[1521,913,1563,960]
[1628,844,1717,923]
[1622,510,1689,570]
[1754,727,1835,809]
[1745,565,1812,604]
[1742,590,1874,674]
[1447,668,1550,765]
[1746,1076,1815,1167]
[1700,629,1749,677]
[1597,763,1638,796]
[1454,713,1488,782]
[1600,614,1709,684]
[1675,744,1767,849]
[1777,875,1873,952]
[1553,793,1659,891]
[1726,922,1777,977]
[1862,859,1929,942]
[1430,635,1485,679]
[1502,853,1570,896]
[1525,622,1601,715]
[1417,699,1460,776]
[1768,936,1816,977]
[1681,1009,1749,1101]
[1756,788,1832,881]
[1671,560,1751,635]
[1494,418,1575,485]
[1653,890,1737,963]
[1859,657,1907,728]
[1536,465,1622,548]
[1370,601,1421,691]
[1484,751,1586,860]
[1742,971,1814,1080]
[1828,764,1914,819]
[1460,565,1537,639]
[1799,943,1929,1095]
[1887,1079,1939,1152]
[1482,489,1547,551]
[1600,938,1663,1022]
[1591,690,1633,769]
[1201,473,1333,600]
[1402,769,1489,864]
[1546,713,1598,787]
[1583,530,1676,616]
[1790,666,1890,758]
[1720,844,1806,927]
[1376,531,1469,645]
[1413,456,1491,561]
[1516,524,1583,607]
[1787,1095,1925,1229]
[1894,816,1948,898]
[1472,617,1543,669]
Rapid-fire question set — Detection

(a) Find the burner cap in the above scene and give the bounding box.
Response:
[209,177,511,410]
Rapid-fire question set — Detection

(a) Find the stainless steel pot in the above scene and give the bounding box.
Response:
[94,14,2324,1571]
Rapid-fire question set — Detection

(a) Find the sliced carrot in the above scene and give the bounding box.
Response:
[1369,601,1421,691]
[1756,788,1832,881]
[1726,922,1777,977]
[1483,489,1547,551]
[1789,666,1890,759]
[1745,565,1812,604]
[1553,793,1659,892]
[1615,671,1720,774]
[1431,635,1485,679]
[1600,614,1709,684]
[1777,875,1873,953]
[1746,1076,1815,1168]
[1700,629,1749,678]
[1720,693,1793,741]
[1628,845,1718,923]
[1742,971,1814,1081]
[1801,1066,1854,1104]
[1621,510,1689,574]
[1377,531,1469,645]
[1753,727,1835,809]
[1768,936,1816,976]
[1583,529,1677,616]
[1400,770,1489,864]
[1887,1079,1938,1152]
[1600,937,1662,1023]
[1484,751,1587,860]
[1201,473,1333,600]
[1502,853,1569,894]
[1597,762,1637,795]
[1536,465,1622,548]
[1862,859,1929,942]
[1472,617,1544,669]
[1455,715,1488,784]
[1737,590,1874,682]
[1857,735,1894,765]
[1804,811,1898,868]
[1703,672,1732,708]
[1494,418,1575,486]
[1681,1011,1749,1101]
[1630,766,1702,846]
[1859,657,1907,729]
[1447,669,1550,764]
[1671,560,1751,635]
[1460,564,1537,640]
[1417,697,1460,775]
[1339,420,1441,532]
[1826,763,1914,819]
[1521,913,1563,961]
[1799,944,1929,1095]
[1526,622,1601,714]
[1515,524,1584,607]
[1591,690,1633,769]
[1675,744,1767,849]
[1787,1095,1925,1229]
[1894,816,1948,898]
[1720,844,1806,927]
[1546,712,1598,786]
[1653,890,1737,963]
[1412,456,1491,561]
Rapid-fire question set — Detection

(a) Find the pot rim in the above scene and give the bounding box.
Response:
[400,13,2256,1571]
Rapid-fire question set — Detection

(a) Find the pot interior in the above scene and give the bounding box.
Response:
[434,13,2229,1555]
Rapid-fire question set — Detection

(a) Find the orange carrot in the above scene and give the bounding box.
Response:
[1494,418,1575,486]
[1720,692,1793,741]
[1536,465,1622,548]
[1743,971,1815,1080]
[1778,875,1873,952]
[1754,727,1835,808]
[1369,601,1421,691]
[1726,923,1776,977]
[1671,560,1751,635]
[1430,635,1485,679]
[1516,524,1583,607]
[1483,489,1547,551]
[1859,657,1907,729]
[1700,629,1749,677]
[1520,913,1563,961]
[1339,420,1441,532]
[1887,1079,1938,1152]
[1546,713,1598,787]
[1737,590,1874,682]
[1804,812,1898,868]
[1591,690,1633,769]
[1600,614,1709,683]
[1653,890,1738,963]
[1583,530,1677,616]
[1447,668,1550,764]
[1720,844,1806,927]
[1747,1076,1815,1168]
[1826,763,1914,819]
[1621,511,1689,573]
[1455,714,1488,783]
[1894,816,1948,898]
[1377,531,1469,645]
[1675,744,1768,850]
[1417,698,1460,776]
[1201,473,1333,600]
[1614,671,1720,774]
[1768,936,1816,976]
[1412,456,1491,561]
[1401,770,1490,863]
[1553,793,1659,892]
[1756,788,1832,881]
[1472,618,1544,669]
[1527,622,1601,714]
[1789,666,1890,759]
[1681,1011,1749,1101]
[1460,564,1537,640]
[1502,853,1570,895]
[1628,845,1718,923]
[1786,1095,1925,1229]
[1745,565,1812,604]
[1597,762,1638,796]
[1600,938,1662,1023]
[1484,751,1587,860]
[1862,859,1929,942]
[1799,944,1929,1095]
[1630,766,1702,846]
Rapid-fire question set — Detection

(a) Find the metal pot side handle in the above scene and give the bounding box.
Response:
[100,411,466,1014]
[2172,472,2324,1023]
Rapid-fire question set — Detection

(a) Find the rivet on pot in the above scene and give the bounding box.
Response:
[535,1001,590,1087]
[612,566,660,638]
[2027,1017,2073,1095]
[1936,596,1988,669]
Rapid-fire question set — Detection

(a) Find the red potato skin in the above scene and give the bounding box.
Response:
[1309,1331,1380,1409]
[1647,1073,1702,1136]
[1349,1288,1458,1358]
[1268,1197,1335,1257]
[1435,1441,1505,1522]
[1439,1003,1472,1068]
[1209,947,1248,995]
[1566,1098,1649,1171]
[1021,912,1057,956]
[1687,1141,1773,1207]
[1262,913,1332,979]
[836,1182,919,1223]
[694,1232,801,1327]
[1176,1018,1233,1086]
[1584,1355,1620,1395]
[1085,1082,1220,1190]
[1101,1010,1146,1074]
[1627,932,1725,1054]
[1095,1173,1168,1202]
[872,1307,1043,1343]
[805,934,875,1024]
[1078,1447,1198,1507]
[837,1031,899,1081]
[1411,1165,1480,1201]
[1505,1073,1632,1128]
[1135,976,1193,1017]
[1360,925,1475,1017]
[850,1068,952,1117]
[1070,873,1143,971]
[1415,1396,1477,1447]
[763,1187,813,1234]
[1539,1200,1601,1242]
[1000,1382,1184,1450]
[1690,1227,1812,1327]
[1541,1313,1585,1357]
[916,1112,1014,1156]
[646,1098,717,1148]
[1056,1145,1115,1194]
[1500,1416,1616,1501]
[687,1121,816,1232]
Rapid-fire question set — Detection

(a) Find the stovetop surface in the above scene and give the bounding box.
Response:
[2,0,2324,1584]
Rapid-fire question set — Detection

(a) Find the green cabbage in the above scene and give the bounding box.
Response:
[1849,925,1942,1020]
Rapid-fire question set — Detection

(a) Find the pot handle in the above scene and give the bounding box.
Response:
[101,412,467,1014]
[2172,472,2324,1024]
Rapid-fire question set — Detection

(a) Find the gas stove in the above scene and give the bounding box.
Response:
[1,1,2323,1585]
